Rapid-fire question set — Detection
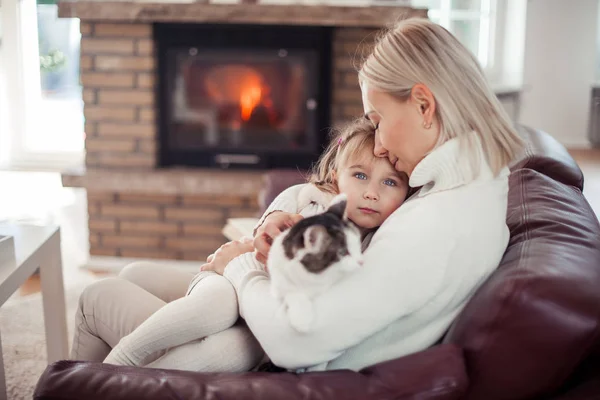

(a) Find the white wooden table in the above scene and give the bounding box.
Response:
[0,223,68,397]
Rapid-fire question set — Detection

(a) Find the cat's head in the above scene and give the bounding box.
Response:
[269,194,363,275]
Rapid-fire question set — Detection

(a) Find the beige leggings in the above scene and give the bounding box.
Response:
[70,261,265,372]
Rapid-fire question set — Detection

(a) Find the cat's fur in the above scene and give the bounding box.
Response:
[268,194,363,333]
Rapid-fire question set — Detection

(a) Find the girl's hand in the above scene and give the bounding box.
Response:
[253,211,304,264]
[201,238,254,275]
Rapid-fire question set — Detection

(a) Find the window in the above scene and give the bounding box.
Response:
[411,0,498,74]
[33,2,84,155]
[0,0,84,171]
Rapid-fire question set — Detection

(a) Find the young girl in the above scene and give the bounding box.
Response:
[103,118,409,370]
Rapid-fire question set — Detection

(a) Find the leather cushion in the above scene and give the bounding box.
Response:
[510,126,584,190]
[34,344,468,400]
[445,168,600,400]
[258,169,307,213]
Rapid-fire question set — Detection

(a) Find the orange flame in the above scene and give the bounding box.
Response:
[240,84,262,121]
[204,66,276,124]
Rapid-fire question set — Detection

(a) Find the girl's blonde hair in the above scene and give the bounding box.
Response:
[358,18,523,175]
[310,118,377,194]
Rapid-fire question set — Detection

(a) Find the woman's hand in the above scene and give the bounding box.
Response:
[201,238,254,275]
[254,211,304,264]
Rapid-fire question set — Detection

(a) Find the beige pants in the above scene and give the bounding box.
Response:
[71,261,265,372]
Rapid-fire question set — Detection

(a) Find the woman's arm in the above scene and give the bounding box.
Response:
[224,205,455,369]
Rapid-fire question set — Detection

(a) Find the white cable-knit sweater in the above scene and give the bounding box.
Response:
[224,133,510,372]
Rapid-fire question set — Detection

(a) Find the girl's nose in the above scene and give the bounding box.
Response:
[363,189,379,201]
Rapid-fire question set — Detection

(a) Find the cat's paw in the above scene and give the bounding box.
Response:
[285,293,314,334]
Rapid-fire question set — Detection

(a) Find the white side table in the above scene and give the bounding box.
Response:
[0,223,68,397]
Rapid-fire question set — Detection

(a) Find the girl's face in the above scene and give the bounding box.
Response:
[336,149,408,230]
[361,83,440,177]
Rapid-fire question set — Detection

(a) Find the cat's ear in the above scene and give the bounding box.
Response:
[327,193,348,220]
[303,225,327,251]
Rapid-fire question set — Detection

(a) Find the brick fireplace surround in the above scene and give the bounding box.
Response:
[58,1,426,263]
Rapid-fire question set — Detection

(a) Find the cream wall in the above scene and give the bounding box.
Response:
[519,0,598,147]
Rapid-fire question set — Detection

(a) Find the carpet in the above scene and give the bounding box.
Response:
[0,274,99,400]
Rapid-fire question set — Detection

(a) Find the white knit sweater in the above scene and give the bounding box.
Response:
[224,133,510,372]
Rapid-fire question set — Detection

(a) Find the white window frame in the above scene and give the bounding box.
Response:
[423,0,503,83]
[0,0,84,172]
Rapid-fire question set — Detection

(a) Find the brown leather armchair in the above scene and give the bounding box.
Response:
[34,126,600,400]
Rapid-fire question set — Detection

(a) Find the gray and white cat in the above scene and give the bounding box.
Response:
[268,194,364,333]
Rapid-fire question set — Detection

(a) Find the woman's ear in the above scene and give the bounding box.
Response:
[411,84,436,124]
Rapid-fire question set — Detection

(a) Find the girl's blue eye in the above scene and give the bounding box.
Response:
[384,179,397,187]
[353,172,367,180]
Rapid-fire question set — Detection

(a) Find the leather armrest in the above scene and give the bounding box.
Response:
[360,343,469,399]
[258,169,307,213]
[34,344,468,400]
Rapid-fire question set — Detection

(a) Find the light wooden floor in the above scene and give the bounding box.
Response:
[569,149,600,217]
[11,149,600,297]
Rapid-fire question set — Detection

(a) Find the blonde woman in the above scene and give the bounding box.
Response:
[72,17,523,373]
[208,17,523,371]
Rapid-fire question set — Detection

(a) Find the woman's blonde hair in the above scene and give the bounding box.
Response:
[309,118,377,194]
[358,18,523,175]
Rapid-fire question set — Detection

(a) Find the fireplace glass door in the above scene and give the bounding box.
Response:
[157,23,332,169]
[169,48,316,156]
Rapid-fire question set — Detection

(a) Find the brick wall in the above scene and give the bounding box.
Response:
[87,191,259,260]
[79,22,377,261]
[331,28,378,126]
[80,22,157,170]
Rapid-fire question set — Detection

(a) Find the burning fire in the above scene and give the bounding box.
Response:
[204,65,277,125]
[238,73,276,123]
[240,84,262,121]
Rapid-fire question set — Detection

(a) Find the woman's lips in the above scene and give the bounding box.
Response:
[359,207,378,214]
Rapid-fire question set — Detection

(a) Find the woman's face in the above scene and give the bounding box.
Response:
[361,83,439,177]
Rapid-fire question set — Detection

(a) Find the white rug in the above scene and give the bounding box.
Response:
[0,275,98,400]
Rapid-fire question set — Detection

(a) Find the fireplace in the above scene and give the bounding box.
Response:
[58,0,426,261]
[156,24,333,169]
